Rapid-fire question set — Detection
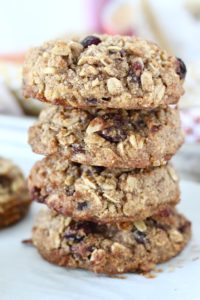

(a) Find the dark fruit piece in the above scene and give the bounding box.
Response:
[93,166,106,174]
[65,186,74,196]
[71,144,85,154]
[81,36,101,48]
[86,98,98,104]
[31,186,46,203]
[132,61,143,76]
[178,220,191,233]
[0,175,12,188]
[133,119,146,131]
[150,124,161,133]
[102,97,111,101]
[77,201,88,211]
[64,233,84,243]
[119,49,126,57]
[176,58,187,80]
[98,127,127,143]
[129,61,143,83]
[133,230,147,245]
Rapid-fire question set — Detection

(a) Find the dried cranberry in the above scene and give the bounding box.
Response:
[157,208,171,218]
[129,61,143,83]
[176,58,187,80]
[132,61,143,76]
[98,127,127,143]
[81,36,101,48]
[150,125,161,133]
[77,201,88,211]
[119,49,126,57]
[133,230,147,244]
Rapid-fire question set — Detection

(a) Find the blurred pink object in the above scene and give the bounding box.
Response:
[86,0,135,35]
[181,109,200,143]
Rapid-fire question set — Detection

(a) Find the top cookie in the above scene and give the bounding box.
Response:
[23,35,186,109]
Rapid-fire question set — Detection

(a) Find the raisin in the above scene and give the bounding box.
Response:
[64,233,84,243]
[176,58,187,80]
[86,98,98,104]
[119,49,126,57]
[77,201,88,211]
[98,127,127,143]
[71,144,85,154]
[93,166,106,174]
[178,221,191,233]
[102,97,111,101]
[81,36,101,48]
[86,245,95,252]
[132,119,146,134]
[133,230,147,244]
[65,187,74,196]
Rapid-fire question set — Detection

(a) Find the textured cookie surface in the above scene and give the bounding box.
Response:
[32,208,191,274]
[28,155,180,223]
[28,106,184,168]
[0,158,30,228]
[23,35,186,109]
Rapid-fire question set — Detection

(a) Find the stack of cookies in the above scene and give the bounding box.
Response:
[23,35,191,274]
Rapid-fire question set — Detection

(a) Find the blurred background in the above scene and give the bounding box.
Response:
[0,0,200,178]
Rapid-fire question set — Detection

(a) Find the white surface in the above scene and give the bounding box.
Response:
[0,115,200,300]
[0,0,90,53]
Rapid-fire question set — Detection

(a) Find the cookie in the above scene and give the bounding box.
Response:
[32,208,191,274]
[0,158,31,228]
[23,35,186,109]
[28,155,180,223]
[28,106,183,168]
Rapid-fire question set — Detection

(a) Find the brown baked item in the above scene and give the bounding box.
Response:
[32,207,191,274]
[23,35,186,109]
[28,155,180,223]
[0,158,31,228]
[28,106,184,168]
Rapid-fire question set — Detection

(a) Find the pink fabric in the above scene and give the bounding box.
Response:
[181,108,200,143]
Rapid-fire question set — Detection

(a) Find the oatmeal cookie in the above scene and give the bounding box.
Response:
[28,155,180,223]
[23,35,186,109]
[0,158,31,228]
[28,106,184,168]
[32,208,191,274]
